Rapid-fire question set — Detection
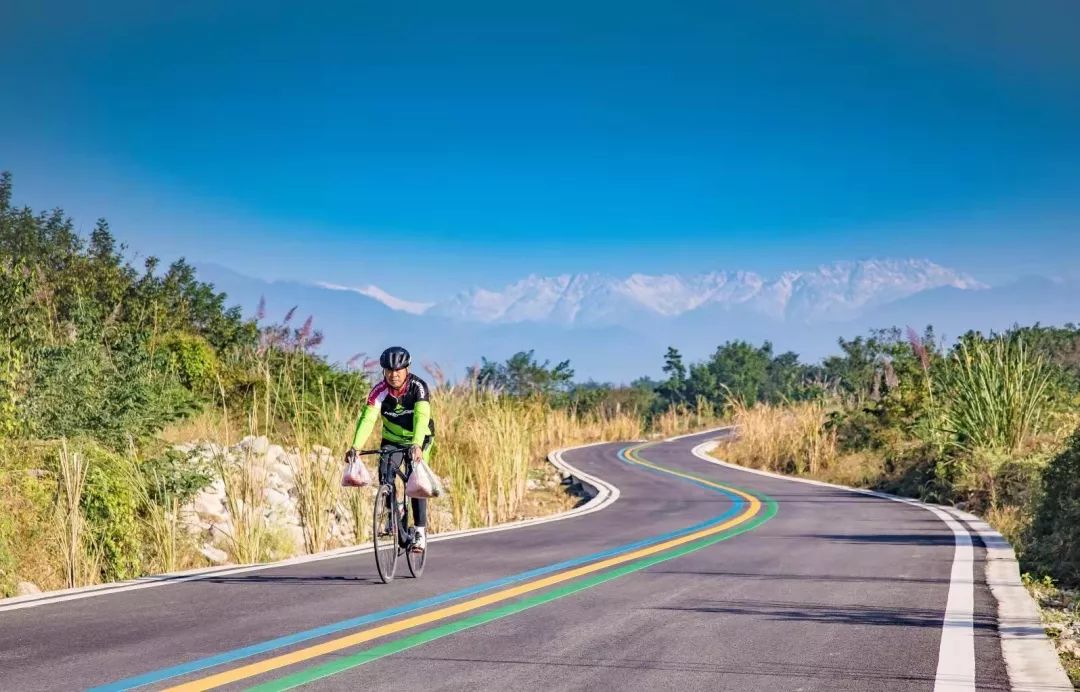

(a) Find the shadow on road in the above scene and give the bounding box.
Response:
[650,598,997,631]
[799,532,957,546]
[403,654,1001,688]
[202,574,387,585]
[647,568,953,586]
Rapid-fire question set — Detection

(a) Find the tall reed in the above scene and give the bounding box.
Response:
[56,440,93,587]
[940,336,1056,453]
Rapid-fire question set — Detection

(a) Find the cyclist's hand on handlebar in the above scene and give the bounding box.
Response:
[344,447,357,464]
[410,445,423,462]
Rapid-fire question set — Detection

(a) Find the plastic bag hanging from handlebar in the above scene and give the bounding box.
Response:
[341,458,372,487]
[405,460,443,498]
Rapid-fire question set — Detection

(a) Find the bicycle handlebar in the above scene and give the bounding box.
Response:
[357,445,412,456]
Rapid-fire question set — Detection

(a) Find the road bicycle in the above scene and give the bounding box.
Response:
[352,445,427,583]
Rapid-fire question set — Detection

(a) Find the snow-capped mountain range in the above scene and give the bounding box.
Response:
[193,259,1074,382]
[354,259,986,325]
[317,282,434,315]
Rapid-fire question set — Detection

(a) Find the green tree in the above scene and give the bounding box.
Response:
[693,340,772,408]
[656,347,688,406]
[475,350,575,397]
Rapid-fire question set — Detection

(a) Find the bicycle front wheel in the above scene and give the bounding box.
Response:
[406,532,427,578]
[372,485,398,583]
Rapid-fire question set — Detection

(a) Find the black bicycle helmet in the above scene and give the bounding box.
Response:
[379,346,411,370]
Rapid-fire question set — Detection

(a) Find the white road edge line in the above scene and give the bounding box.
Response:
[942,507,1074,692]
[0,439,625,613]
[692,437,1072,692]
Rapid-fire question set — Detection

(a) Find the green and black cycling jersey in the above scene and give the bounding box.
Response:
[351,373,435,448]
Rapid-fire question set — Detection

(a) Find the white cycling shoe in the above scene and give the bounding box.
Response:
[412,528,427,552]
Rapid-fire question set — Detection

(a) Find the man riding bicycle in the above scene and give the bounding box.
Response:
[349,346,435,552]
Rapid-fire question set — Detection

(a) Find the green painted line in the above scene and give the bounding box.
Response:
[247,494,778,691]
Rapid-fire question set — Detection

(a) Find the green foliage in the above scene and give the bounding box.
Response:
[154,332,220,395]
[939,335,1057,453]
[141,448,213,507]
[1009,323,1080,387]
[0,171,260,448]
[654,341,818,413]
[1028,428,1080,587]
[656,347,688,407]
[77,443,143,581]
[0,440,57,596]
[20,339,199,447]
[474,350,575,397]
[561,380,657,418]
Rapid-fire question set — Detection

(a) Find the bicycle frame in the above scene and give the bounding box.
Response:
[357,444,427,582]
[362,446,414,549]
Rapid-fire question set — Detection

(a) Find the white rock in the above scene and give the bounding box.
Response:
[203,442,228,459]
[192,491,227,520]
[264,487,290,507]
[286,525,307,551]
[525,478,542,491]
[266,444,286,464]
[199,544,230,565]
[240,435,270,455]
[15,581,41,596]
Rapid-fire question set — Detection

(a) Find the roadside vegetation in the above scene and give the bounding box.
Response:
[670,326,1080,683]
[0,172,713,597]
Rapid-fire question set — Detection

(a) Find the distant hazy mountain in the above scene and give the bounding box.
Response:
[194,261,1076,383]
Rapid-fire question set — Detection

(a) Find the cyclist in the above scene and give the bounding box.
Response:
[349,346,435,552]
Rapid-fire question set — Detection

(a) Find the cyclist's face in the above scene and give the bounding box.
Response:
[384,367,408,389]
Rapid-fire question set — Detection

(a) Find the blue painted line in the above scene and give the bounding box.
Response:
[93,445,744,691]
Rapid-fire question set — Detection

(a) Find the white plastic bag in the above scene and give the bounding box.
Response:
[405,460,443,499]
[341,458,372,487]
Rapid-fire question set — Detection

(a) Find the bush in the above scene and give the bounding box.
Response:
[154,332,220,396]
[21,341,198,448]
[940,336,1057,454]
[1028,428,1080,586]
[0,441,58,595]
[77,442,143,581]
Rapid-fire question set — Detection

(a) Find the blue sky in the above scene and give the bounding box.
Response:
[2,0,1079,300]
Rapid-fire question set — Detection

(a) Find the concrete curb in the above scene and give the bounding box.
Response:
[945,508,1074,692]
[0,440,624,612]
[696,438,1072,692]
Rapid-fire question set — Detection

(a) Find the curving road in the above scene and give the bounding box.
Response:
[0,431,1014,691]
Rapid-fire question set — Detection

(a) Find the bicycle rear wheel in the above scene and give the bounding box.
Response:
[372,485,398,583]
[406,531,427,578]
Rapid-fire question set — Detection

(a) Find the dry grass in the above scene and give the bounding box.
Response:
[158,409,231,446]
[56,441,98,588]
[212,444,276,563]
[986,504,1029,551]
[650,399,720,438]
[719,399,838,476]
[429,387,644,530]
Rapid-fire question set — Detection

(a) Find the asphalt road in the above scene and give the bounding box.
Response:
[0,431,1009,691]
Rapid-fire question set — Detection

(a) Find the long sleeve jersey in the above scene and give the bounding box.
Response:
[351,373,435,448]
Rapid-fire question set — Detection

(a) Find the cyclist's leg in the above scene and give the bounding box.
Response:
[410,498,427,528]
[378,441,397,485]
